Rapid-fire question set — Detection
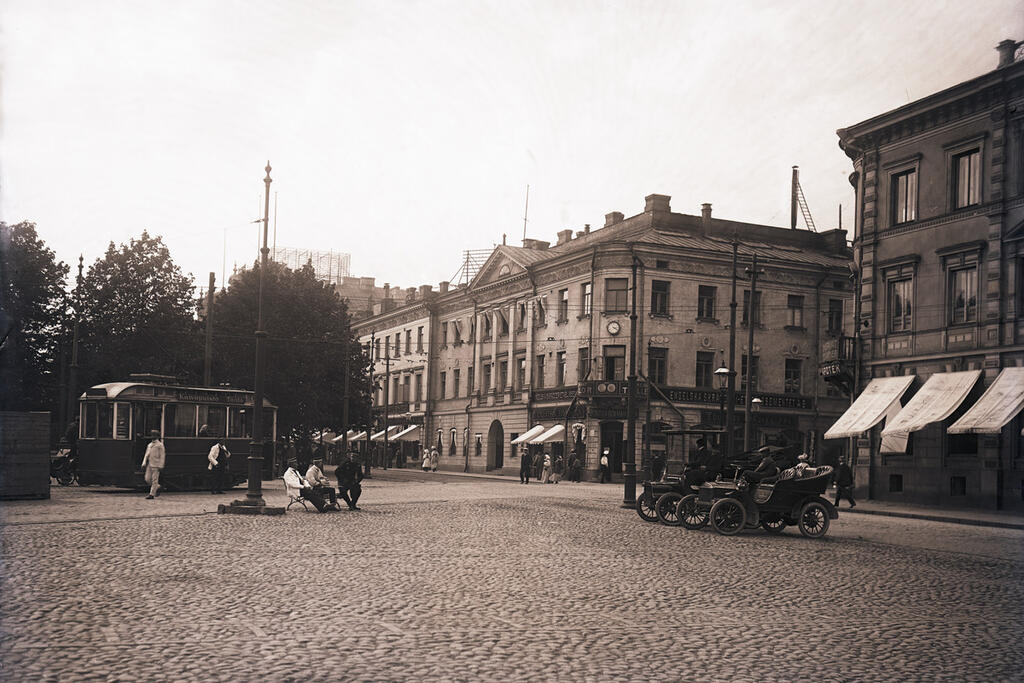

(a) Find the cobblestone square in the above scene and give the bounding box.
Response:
[2,472,1022,682]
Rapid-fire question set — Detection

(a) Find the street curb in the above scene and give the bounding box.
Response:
[841,506,1024,531]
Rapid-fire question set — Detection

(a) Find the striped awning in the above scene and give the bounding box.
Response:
[881,370,981,436]
[824,376,915,439]
[948,367,1024,435]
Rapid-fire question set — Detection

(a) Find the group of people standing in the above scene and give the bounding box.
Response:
[519,450,582,484]
[421,448,439,472]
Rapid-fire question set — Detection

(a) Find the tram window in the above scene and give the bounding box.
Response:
[263,408,276,441]
[133,404,163,438]
[97,403,114,438]
[164,403,198,437]
[198,406,227,438]
[229,408,252,439]
[114,403,131,439]
[83,403,98,438]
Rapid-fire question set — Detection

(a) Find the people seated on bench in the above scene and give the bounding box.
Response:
[284,458,331,512]
[335,451,364,511]
[305,458,341,510]
[741,451,779,486]
[683,439,723,490]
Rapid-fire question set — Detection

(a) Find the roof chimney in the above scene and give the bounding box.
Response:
[701,203,712,233]
[556,229,573,246]
[419,284,433,298]
[605,212,624,227]
[522,238,550,251]
[997,39,1020,68]
[645,194,671,213]
[439,281,449,294]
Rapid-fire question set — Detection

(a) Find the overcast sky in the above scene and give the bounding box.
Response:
[3,1,1022,292]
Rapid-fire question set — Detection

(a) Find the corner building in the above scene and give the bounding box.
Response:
[835,40,1024,510]
[355,194,853,479]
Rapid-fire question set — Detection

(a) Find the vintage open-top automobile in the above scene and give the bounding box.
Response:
[684,465,838,538]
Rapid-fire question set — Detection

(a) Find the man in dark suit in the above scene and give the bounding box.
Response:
[335,451,365,510]
[834,459,856,507]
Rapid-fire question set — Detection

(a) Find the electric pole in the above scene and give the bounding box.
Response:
[623,253,639,506]
[743,253,764,451]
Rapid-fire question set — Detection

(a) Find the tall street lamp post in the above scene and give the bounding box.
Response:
[221,162,284,515]
[743,253,764,452]
[715,365,735,454]
[623,253,640,507]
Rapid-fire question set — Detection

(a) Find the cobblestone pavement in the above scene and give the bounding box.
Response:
[1,473,1022,682]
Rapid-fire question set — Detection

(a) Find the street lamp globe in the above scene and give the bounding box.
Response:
[751,396,763,411]
[714,366,731,390]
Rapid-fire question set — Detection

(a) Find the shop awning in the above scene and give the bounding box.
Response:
[392,425,421,441]
[347,431,368,442]
[881,370,981,437]
[331,429,362,444]
[948,367,1024,435]
[370,425,402,441]
[511,425,546,444]
[824,375,915,439]
[531,424,565,444]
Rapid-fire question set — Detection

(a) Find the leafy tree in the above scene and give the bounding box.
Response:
[77,231,200,388]
[212,260,372,439]
[0,222,69,411]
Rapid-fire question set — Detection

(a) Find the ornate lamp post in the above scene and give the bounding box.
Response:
[714,365,735,454]
[221,162,284,515]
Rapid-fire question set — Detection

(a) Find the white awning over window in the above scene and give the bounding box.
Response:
[948,367,1024,435]
[531,424,565,444]
[511,425,546,444]
[881,370,981,437]
[332,429,363,444]
[346,431,368,442]
[370,425,402,441]
[824,375,915,439]
[392,425,421,441]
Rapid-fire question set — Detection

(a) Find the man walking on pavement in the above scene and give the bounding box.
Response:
[520,448,532,484]
[599,448,610,483]
[834,458,856,508]
[141,430,165,499]
[207,437,230,494]
[336,451,365,510]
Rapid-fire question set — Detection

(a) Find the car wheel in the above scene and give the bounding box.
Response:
[760,515,786,534]
[798,501,830,538]
[56,467,75,487]
[710,497,746,536]
[677,494,709,530]
[655,492,683,526]
[635,493,658,523]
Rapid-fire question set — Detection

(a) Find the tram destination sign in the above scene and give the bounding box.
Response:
[174,389,247,404]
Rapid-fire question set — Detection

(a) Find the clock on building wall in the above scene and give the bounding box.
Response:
[606,320,621,336]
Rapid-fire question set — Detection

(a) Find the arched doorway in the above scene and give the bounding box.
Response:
[487,420,504,470]
[600,420,623,474]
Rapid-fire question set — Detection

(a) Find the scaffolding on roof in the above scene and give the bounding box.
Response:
[448,249,492,287]
[272,246,351,285]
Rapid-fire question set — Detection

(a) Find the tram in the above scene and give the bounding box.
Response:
[76,378,277,490]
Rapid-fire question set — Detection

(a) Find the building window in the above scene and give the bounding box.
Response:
[439,371,447,399]
[888,278,913,333]
[949,267,977,324]
[417,326,424,352]
[483,364,492,392]
[891,168,917,224]
[827,299,843,335]
[603,345,625,381]
[578,347,591,382]
[470,318,476,342]
[581,283,592,316]
[558,289,569,323]
[950,476,967,497]
[648,347,667,385]
[786,295,804,328]
[449,428,457,457]
[394,333,401,357]
[453,369,460,398]
[889,474,903,493]
[498,310,509,336]
[535,300,546,326]
[405,329,412,353]
[556,352,566,386]
[535,355,545,389]
[517,357,526,388]
[468,367,475,393]
[650,280,670,316]
[695,351,714,388]
[741,355,759,391]
[499,360,508,391]
[374,338,380,360]
[742,290,762,326]
[517,303,528,331]
[953,149,981,209]
[697,286,716,320]
[784,359,802,394]
[402,375,411,402]
[948,433,977,456]
[453,320,462,344]
[605,278,628,313]
[483,315,492,340]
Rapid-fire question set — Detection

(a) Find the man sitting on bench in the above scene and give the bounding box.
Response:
[335,451,364,510]
[284,458,331,512]
[305,458,341,510]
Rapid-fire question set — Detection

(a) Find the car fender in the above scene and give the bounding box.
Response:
[790,496,838,520]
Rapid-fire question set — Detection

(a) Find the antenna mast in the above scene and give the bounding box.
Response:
[522,184,530,244]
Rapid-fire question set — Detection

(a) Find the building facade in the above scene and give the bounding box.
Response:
[834,39,1024,510]
[355,193,853,479]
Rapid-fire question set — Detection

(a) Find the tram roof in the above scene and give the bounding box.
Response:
[82,382,276,408]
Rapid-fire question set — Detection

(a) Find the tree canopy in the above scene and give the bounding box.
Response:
[77,231,200,388]
[212,260,372,439]
[0,222,69,410]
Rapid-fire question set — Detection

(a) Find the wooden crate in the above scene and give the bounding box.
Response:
[0,411,51,500]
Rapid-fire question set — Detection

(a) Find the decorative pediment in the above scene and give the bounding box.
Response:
[470,247,533,289]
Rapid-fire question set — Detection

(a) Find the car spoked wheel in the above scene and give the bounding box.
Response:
[798,501,830,538]
[635,493,659,523]
[760,515,786,534]
[676,494,709,530]
[655,492,683,526]
[709,497,746,536]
